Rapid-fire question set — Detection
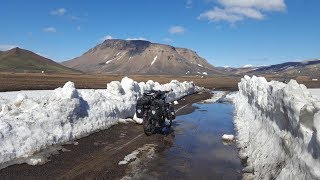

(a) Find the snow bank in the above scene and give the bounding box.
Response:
[0,77,197,167]
[202,91,227,103]
[234,75,320,179]
[309,88,320,100]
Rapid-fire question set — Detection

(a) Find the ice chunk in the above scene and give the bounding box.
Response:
[222,134,234,141]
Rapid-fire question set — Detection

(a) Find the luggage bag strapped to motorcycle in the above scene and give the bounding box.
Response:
[136,95,153,118]
[165,105,175,120]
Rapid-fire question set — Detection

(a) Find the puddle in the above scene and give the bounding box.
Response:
[138,101,242,179]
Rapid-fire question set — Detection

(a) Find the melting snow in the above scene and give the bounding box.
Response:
[118,150,140,165]
[151,55,158,66]
[202,91,226,103]
[197,64,204,67]
[118,144,155,165]
[105,52,127,64]
[233,76,320,179]
[222,134,234,141]
[202,72,208,75]
[0,77,198,168]
[309,88,320,100]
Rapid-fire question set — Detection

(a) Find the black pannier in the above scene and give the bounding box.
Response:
[166,105,175,120]
[136,95,153,118]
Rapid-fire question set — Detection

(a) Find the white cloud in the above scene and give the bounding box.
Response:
[219,0,286,11]
[43,27,57,33]
[243,64,253,68]
[101,35,113,42]
[198,0,286,23]
[186,0,193,8]
[163,38,174,43]
[50,8,66,16]
[169,26,185,34]
[0,45,18,51]
[126,37,147,41]
[100,36,147,42]
[69,15,81,21]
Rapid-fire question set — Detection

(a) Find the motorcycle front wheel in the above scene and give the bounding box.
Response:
[143,114,156,136]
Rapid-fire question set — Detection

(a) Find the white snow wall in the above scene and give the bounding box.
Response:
[234,76,320,180]
[0,77,197,165]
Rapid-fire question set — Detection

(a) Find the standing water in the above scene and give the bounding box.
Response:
[140,99,242,179]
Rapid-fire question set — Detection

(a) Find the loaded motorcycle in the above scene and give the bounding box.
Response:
[135,90,175,136]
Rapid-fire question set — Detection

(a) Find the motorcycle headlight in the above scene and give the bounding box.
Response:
[137,109,142,113]
[152,110,156,115]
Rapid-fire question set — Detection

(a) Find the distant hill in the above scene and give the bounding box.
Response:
[0,47,80,73]
[250,59,320,77]
[62,39,222,75]
[215,59,320,78]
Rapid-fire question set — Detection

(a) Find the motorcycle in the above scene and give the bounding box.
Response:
[135,90,175,136]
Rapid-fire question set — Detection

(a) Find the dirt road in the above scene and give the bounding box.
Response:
[0,92,212,180]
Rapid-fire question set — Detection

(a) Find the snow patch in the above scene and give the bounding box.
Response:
[119,150,140,165]
[233,76,320,179]
[202,72,208,75]
[118,144,155,165]
[105,52,127,64]
[197,64,203,67]
[202,91,226,103]
[151,55,158,66]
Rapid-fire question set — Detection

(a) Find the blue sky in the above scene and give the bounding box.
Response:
[0,0,319,67]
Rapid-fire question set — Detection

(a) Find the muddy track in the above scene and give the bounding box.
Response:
[0,92,212,180]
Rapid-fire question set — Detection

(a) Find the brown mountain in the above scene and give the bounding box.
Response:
[0,47,80,73]
[62,39,222,75]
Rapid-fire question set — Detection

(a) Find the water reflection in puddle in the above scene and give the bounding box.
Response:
[140,102,242,180]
